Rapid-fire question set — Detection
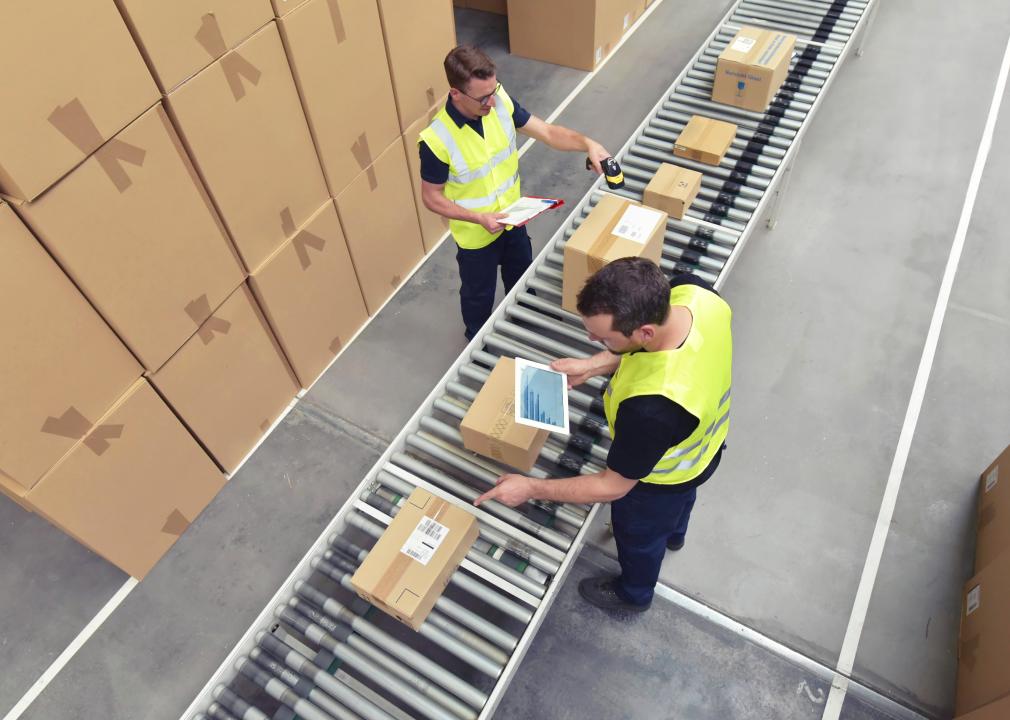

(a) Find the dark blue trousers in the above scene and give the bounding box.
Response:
[455,226,533,340]
[612,485,697,605]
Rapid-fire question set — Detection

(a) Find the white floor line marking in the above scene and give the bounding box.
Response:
[821,28,1010,720]
[3,7,672,720]
[3,578,138,720]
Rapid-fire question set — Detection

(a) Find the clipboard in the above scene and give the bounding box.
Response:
[500,196,565,229]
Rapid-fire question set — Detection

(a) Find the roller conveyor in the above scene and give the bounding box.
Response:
[182,1,878,717]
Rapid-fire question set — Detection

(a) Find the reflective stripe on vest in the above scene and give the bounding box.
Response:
[603,284,733,485]
[418,87,522,250]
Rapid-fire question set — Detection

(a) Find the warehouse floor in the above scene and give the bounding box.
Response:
[3,1,1010,719]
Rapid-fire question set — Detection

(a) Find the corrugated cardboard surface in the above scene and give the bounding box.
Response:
[0,0,158,201]
[955,692,1010,720]
[279,0,400,198]
[376,0,456,132]
[561,194,667,312]
[403,104,452,253]
[508,0,642,71]
[335,138,425,315]
[0,203,140,491]
[166,21,328,273]
[956,549,1010,715]
[351,487,479,630]
[26,379,225,580]
[116,0,274,92]
[976,444,1010,573]
[459,357,549,472]
[674,115,737,166]
[643,163,702,220]
[249,201,369,389]
[152,284,300,473]
[712,26,795,113]
[15,104,245,373]
[270,0,311,18]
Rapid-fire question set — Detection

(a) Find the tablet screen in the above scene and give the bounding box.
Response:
[514,358,570,434]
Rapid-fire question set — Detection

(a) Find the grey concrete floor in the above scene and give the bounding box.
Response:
[1,1,1009,719]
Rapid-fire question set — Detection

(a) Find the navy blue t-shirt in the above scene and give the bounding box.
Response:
[418,94,531,185]
[605,274,726,493]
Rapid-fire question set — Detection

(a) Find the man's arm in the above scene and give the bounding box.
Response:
[518,115,611,173]
[420,180,506,234]
[551,350,620,388]
[474,467,637,507]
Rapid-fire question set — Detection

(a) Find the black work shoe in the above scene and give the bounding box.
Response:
[578,576,650,612]
[666,536,685,551]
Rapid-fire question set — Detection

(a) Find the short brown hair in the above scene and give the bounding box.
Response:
[577,258,671,335]
[444,45,496,91]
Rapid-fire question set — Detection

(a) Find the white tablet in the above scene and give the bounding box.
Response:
[514,357,570,434]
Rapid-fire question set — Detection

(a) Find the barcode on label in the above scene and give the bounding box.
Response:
[418,516,448,541]
[985,466,999,492]
[400,515,450,566]
[616,224,631,236]
[966,585,981,615]
[404,547,425,561]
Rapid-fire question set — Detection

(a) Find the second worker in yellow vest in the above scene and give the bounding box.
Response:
[475,258,733,613]
[419,45,612,341]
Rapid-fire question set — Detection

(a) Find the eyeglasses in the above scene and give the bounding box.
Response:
[459,82,501,106]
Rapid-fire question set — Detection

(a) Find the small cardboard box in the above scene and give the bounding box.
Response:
[403,103,452,253]
[115,0,273,92]
[955,549,1010,715]
[955,693,1010,720]
[151,284,300,473]
[0,0,158,201]
[26,379,225,579]
[166,22,329,273]
[279,0,401,197]
[459,357,549,472]
[712,26,796,113]
[643,163,702,220]
[334,138,425,315]
[561,194,667,313]
[249,201,369,389]
[674,116,738,166]
[976,444,1010,573]
[376,0,457,132]
[351,487,479,630]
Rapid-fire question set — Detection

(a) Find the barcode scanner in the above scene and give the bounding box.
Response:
[586,156,625,190]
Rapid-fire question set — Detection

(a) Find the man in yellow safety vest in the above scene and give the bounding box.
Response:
[419,45,612,341]
[475,258,733,612]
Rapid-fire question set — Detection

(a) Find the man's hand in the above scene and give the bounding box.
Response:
[585,141,611,175]
[477,212,508,234]
[551,357,596,388]
[474,474,535,508]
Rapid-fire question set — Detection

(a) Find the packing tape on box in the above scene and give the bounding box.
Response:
[329,336,343,354]
[161,508,192,536]
[371,500,451,603]
[280,208,327,269]
[585,204,631,275]
[979,503,997,530]
[185,294,232,344]
[426,87,437,107]
[350,134,379,190]
[487,401,514,464]
[40,407,124,456]
[195,14,262,101]
[48,99,147,192]
[326,0,347,43]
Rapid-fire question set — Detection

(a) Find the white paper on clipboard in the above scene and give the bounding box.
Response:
[514,357,570,434]
[498,196,561,227]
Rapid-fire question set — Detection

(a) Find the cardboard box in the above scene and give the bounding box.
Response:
[115,0,274,92]
[13,104,244,372]
[351,487,479,630]
[26,379,225,579]
[507,0,643,71]
[151,284,300,473]
[403,105,452,253]
[460,357,549,472]
[249,201,369,388]
[976,444,1010,573]
[955,549,1010,715]
[0,203,141,492]
[270,0,310,18]
[955,693,1010,720]
[674,115,738,166]
[712,27,796,113]
[561,194,667,313]
[334,139,425,315]
[0,0,158,201]
[643,163,703,220]
[166,22,329,273]
[278,0,401,196]
[376,0,457,132]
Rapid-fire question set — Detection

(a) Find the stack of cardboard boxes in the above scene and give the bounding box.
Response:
[0,0,456,578]
[955,445,1010,718]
